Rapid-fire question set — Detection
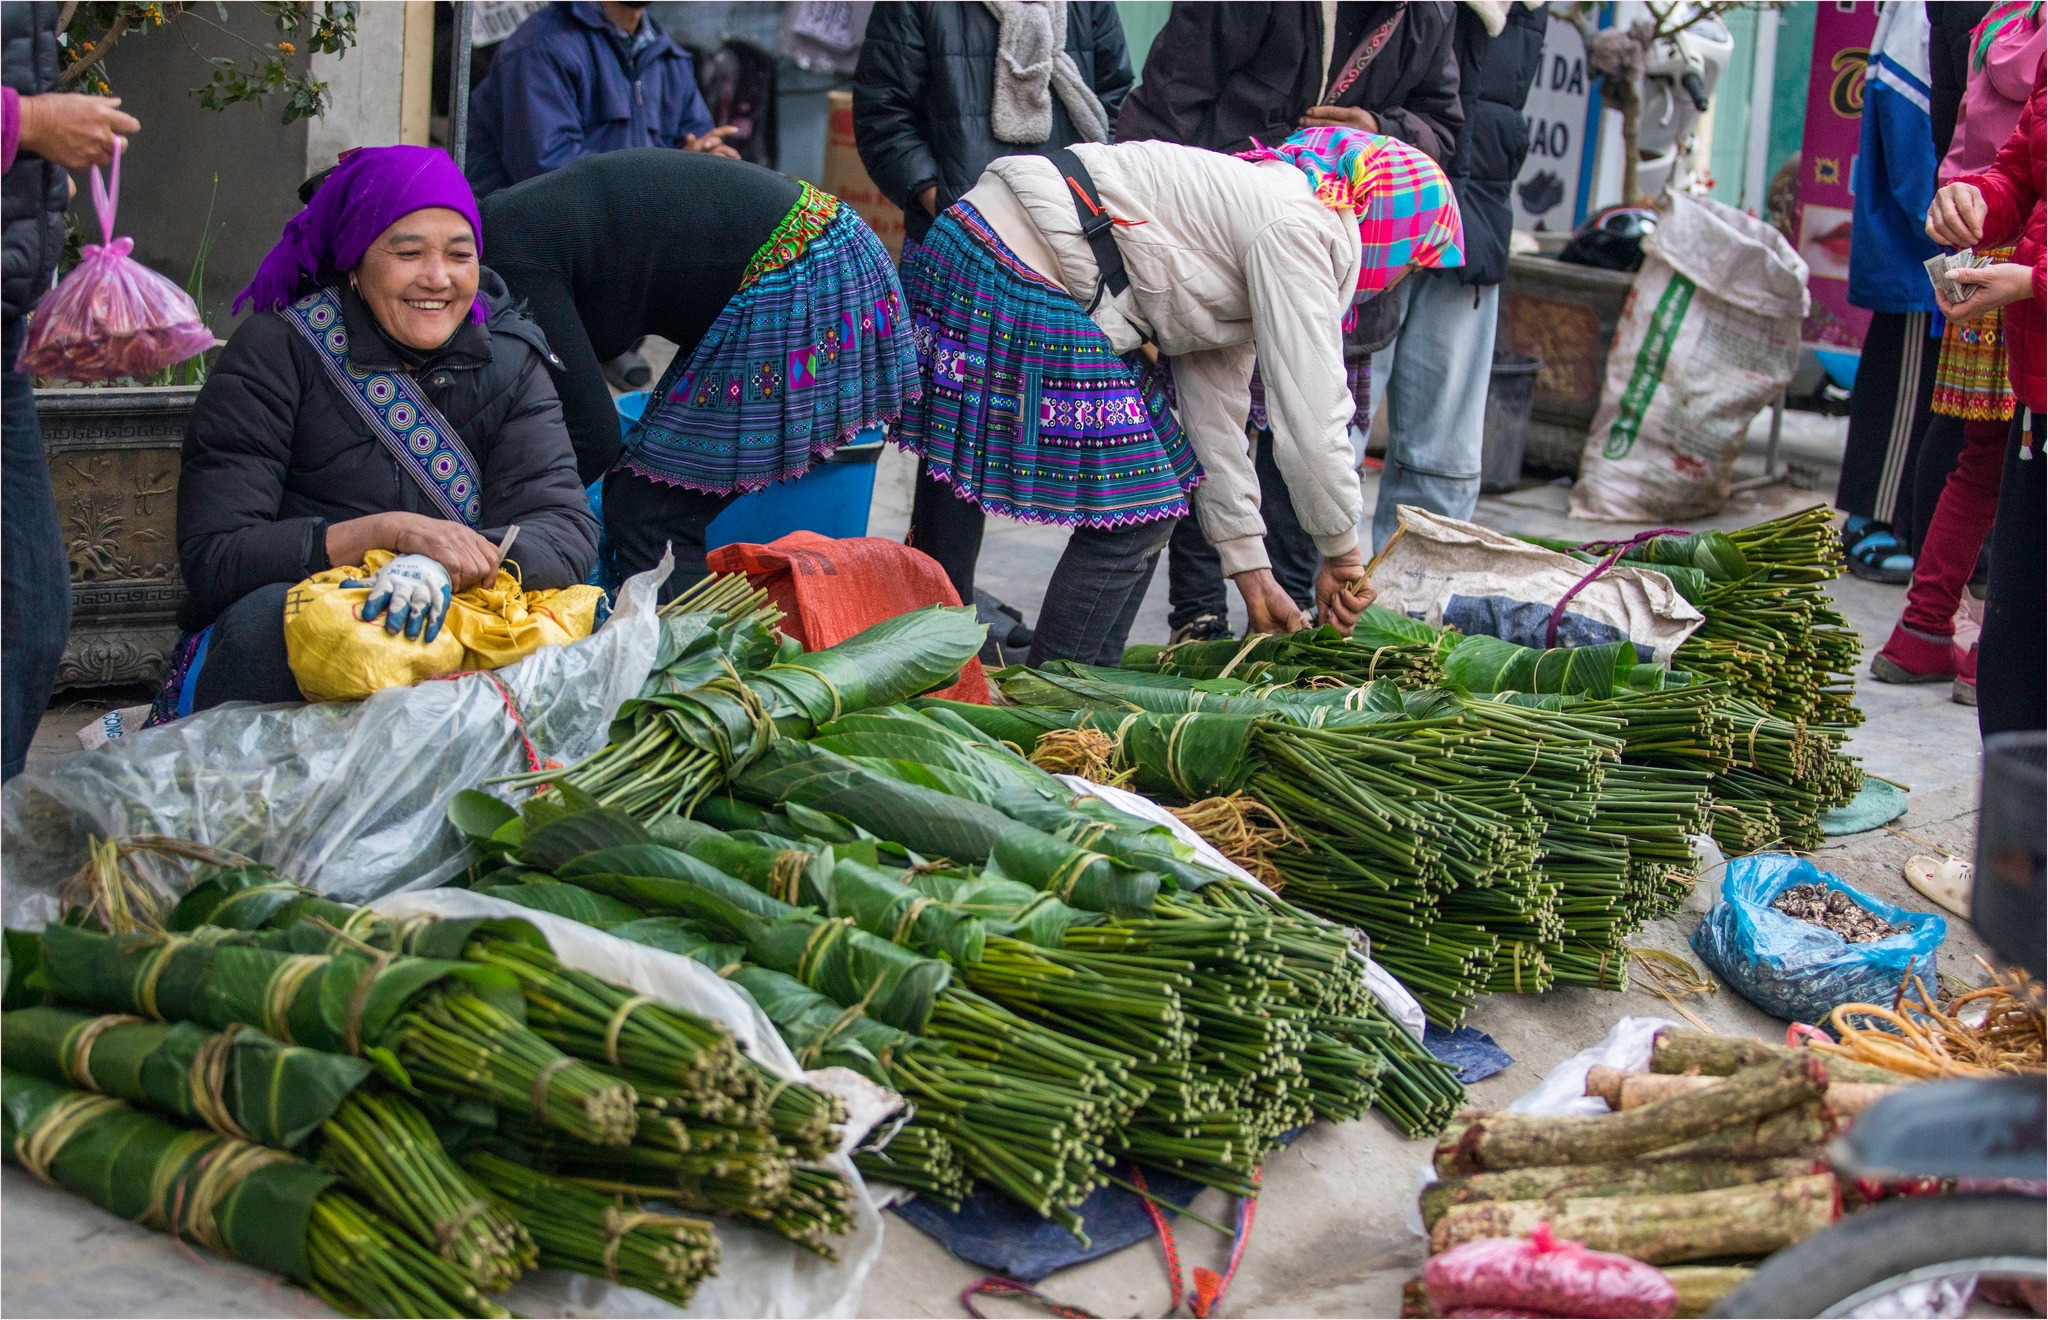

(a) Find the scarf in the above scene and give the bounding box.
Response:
[1237,127,1464,297]
[983,1,1111,145]
[235,145,489,322]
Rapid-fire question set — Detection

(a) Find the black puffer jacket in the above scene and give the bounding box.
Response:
[3,1,66,322]
[853,2,1133,243]
[176,270,597,631]
[1115,3,1462,162]
[1445,1,1547,286]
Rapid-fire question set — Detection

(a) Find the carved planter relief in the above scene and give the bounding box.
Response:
[36,386,196,691]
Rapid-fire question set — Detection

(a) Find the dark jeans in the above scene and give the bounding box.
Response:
[1837,310,1940,527]
[1980,410,2044,738]
[602,467,739,606]
[907,464,1173,667]
[2,317,70,779]
[187,582,303,714]
[1164,428,1319,630]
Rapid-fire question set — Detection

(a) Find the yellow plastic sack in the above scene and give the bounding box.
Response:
[285,549,606,702]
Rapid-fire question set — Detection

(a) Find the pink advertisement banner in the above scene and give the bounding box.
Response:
[1795,1,1879,353]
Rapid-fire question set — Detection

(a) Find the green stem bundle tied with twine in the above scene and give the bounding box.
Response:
[462,1150,719,1308]
[1,1068,504,1319]
[34,924,637,1148]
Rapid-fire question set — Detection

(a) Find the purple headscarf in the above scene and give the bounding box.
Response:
[234,145,489,322]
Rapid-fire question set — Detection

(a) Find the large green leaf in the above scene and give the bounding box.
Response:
[1441,634,1637,697]
[476,881,646,929]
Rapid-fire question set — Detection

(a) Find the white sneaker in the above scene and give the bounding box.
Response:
[1904,853,1973,920]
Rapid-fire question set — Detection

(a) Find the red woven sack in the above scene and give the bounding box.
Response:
[1423,1225,1676,1320]
[705,531,990,704]
[17,142,214,382]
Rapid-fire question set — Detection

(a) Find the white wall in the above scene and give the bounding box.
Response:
[306,0,410,173]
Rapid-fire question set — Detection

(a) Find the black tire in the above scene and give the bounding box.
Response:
[1711,1195,2047,1318]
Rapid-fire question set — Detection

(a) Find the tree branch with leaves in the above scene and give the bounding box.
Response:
[58,2,358,125]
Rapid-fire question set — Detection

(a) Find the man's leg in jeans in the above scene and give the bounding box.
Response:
[1165,516,1229,635]
[907,460,987,605]
[1028,517,1176,667]
[1254,429,1320,610]
[1979,411,2045,737]
[1370,273,1497,551]
[2,318,70,780]
[601,467,740,606]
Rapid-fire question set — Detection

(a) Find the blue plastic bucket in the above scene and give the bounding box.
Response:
[612,390,883,547]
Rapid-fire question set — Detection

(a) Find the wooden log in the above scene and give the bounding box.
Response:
[1427,1173,1840,1265]
[1642,1101,1832,1162]
[1606,1071,1899,1116]
[1435,1056,1827,1175]
[1420,1157,1822,1229]
[1650,1029,1905,1085]
[1620,1074,1720,1107]
[1665,1266,1756,1319]
[1585,1064,1629,1107]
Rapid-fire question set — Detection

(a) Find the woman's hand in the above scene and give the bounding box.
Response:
[17,93,138,170]
[1314,552,1375,631]
[1300,105,1378,133]
[1942,262,2036,322]
[326,512,501,591]
[1926,181,1988,248]
[1232,568,1312,635]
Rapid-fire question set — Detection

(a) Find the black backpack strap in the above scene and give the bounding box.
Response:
[1046,146,1129,314]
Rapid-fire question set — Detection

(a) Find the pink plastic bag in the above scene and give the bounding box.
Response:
[1424,1224,1677,1319]
[17,142,214,382]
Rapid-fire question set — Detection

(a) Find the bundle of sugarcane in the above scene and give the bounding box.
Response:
[1425,1055,1843,1266]
[34,923,639,1148]
[1122,614,1448,689]
[1,1007,537,1293]
[462,1150,719,1307]
[494,605,987,818]
[2,1068,505,1319]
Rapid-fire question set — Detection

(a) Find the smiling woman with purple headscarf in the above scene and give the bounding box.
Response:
[156,145,595,721]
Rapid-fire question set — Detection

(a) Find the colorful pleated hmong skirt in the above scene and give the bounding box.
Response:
[620,182,919,494]
[894,202,1202,528]
[1931,245,2017,422]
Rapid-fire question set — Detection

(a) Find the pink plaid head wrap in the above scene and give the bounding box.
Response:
[1238,127,1465,297]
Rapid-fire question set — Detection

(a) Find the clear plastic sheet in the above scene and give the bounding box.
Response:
[2,563,669,929]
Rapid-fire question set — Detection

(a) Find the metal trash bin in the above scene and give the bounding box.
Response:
[1480,352,1542,493]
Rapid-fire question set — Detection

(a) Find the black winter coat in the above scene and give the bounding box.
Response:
[176,271,597,632]
[1114,2,1462,163]
[853,2,1133,243]
[3,1,66,323]
[1445,2,1547,286]
[1929,3,1995,163]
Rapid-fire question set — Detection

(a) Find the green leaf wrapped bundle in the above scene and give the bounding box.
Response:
[2,1068,504,1319]
[910,872,1104,947]
[38,925,637,1148]
[462,1151,719,1308]
[749,915,952,1034]
[475,882,646,930]
[2,1006,371,1149]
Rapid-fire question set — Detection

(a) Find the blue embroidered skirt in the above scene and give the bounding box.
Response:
[621,191,918,495]
[895,203,1202,528]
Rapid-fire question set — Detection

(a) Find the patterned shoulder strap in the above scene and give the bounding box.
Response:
[282,288,485,528]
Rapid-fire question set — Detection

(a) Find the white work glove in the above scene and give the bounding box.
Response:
[346,553,453,642]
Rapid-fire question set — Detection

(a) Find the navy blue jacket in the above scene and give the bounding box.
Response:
[466,2,714,196]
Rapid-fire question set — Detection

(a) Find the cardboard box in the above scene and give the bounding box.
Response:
[822,89,906,259]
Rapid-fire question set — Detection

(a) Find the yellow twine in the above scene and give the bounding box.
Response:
[602,1207,665,1282]
[141,1127,218,1230]
[262,955,331,1045]
[187,1025,256,1143]
[1216,634,1266,681]
[797,919,852,984]
[132,936,191,1021]
[12,1091,127,1186]
[603,995,659,1067]
[528,1055,579,1120]
[891,896,938,945]
[776,664,844,722]
[769,851,809,905]
[60,1014,146,1092]
[175,1140,290,1254]
[341,951,394,1057]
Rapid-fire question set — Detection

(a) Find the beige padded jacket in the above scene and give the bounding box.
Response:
[963,139,1363,575]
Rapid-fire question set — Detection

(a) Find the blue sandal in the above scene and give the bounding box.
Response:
[1844,520,1915,584]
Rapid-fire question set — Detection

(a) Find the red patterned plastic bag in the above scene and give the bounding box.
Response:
[17,142,214,382]
[1424,1224,1676,1319]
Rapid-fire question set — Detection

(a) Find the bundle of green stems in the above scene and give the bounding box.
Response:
[314,1090,536,1292]
[306,1191,511,1319]
[462,1151,719,1308]
[390,992,639,1147]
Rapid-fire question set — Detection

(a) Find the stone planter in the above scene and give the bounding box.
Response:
[35,385,196,691]
[1495,254,1638,476]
